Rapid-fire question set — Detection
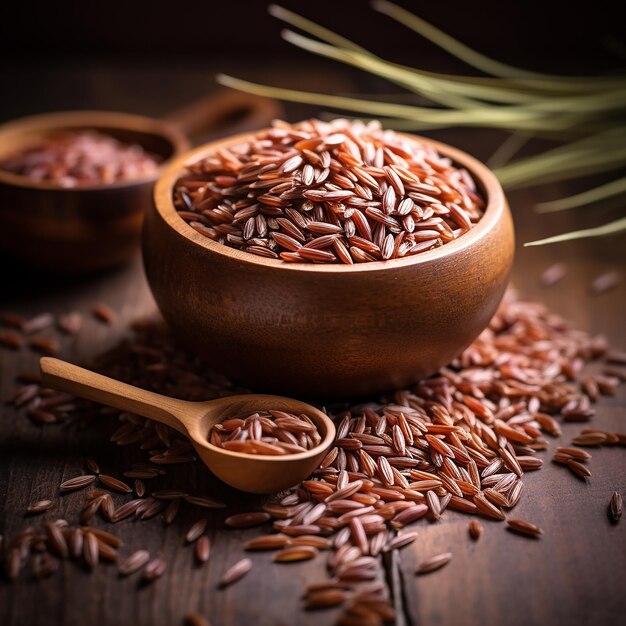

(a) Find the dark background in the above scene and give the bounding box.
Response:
[0,1,623,141]
[1,0,623,69]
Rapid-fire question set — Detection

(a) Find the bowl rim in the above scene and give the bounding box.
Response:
[0,110,189,193]
[154,126,506,274]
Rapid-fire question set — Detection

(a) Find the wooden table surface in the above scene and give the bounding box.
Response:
[0,60,624,626]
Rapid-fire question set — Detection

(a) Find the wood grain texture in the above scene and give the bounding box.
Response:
[0,61,625,626]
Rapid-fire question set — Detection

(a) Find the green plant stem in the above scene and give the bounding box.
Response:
[495,128,626,186]
[285,28,626,117]
[535,177,626,212]
[269,4,369,54]
[524,217,626,246]
[496,146,626,188]
[216,75,593,132]
[487,133,532,169]
[272,5,626,103]
[281,30,477,110]
[372,0,626,92]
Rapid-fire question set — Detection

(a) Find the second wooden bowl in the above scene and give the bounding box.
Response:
[0,92,280,272]
[144,130,514,399]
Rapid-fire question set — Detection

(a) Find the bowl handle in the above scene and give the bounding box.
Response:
[162,89,282,140]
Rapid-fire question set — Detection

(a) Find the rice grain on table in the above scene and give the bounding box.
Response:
[95,539,119,563]
[162,499,181,525]
[540,262,567,287]
[609,492,622,523]
[183,613,211,626]
[555,447,592,461]
[69,529,84,558]
[185,519,208,544]
[83,532,99,570]
[567,460,592,479]
[98,475,132,494]
[384,532,417,552]
[219,558,252,587]
[468,520,483,540]
[85,458,100,474]
[23,313,55,335]
[416,552,452,575]
[57,312,83,335]
[80,497,103,524]
[142,557,167,582]
[134,479,145,497]
[244,535,291,551]
[173,118,484,264]
[119,550,150,576]
[1,312,26,330]
[571,433,607,446]
[28,336,60,355]
[225,512,271,528]
[92,304,116,324]
[59,475,96,493]
[304,589,349,610]
[274,546,318,562]
[590,270,622,295]
[195,537,211,563]
[26,500,53,515]
[0,330,24,350]
[1,291,624,625]
[184,496,226,509]
[110,499,143,523]
[45,522,68,559]
[507,519,544,538]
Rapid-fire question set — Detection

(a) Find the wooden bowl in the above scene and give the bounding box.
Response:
[0,92,280,272]
[145,130,514,399]
[0,111,188,273]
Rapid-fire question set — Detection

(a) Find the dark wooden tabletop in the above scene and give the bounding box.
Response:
[0,59,624,626]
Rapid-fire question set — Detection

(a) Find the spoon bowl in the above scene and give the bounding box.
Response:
[40,357,335,494]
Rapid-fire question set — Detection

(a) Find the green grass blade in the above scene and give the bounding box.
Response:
[372,0,626,90]
[524,216,626,246]
[281,30,477,109]
[269,4,606,101]
[372,0,541,80]
[216,74,579,130]
[495,128,626,186]
[487,133,532,168]
[497,147,626,188]
[268,5,369,53]
[272,2,626,109]
[271,11,541,103]
[285,27,626,116]
[535,177,626,212]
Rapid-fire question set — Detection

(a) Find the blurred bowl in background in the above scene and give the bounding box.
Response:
[0,91,280,273]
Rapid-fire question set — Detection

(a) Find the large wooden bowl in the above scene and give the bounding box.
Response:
[145,130,514,399]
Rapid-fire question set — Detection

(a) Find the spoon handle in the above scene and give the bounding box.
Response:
[39,357,193,435]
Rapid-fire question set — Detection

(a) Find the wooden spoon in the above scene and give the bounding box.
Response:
[39,357,335,494]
